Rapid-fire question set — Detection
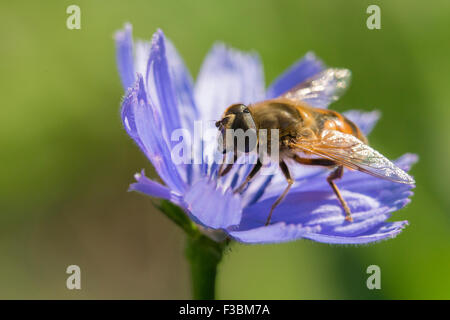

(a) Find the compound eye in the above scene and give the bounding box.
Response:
[221,117,230,125]
[243,108,250,113]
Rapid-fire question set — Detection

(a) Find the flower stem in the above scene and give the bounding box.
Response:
[185,232,225,300]
[157,200,226,300]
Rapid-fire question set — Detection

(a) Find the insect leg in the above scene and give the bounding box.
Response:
[327,166,353,222]
[265,160,293,226]
[218,152,238,177]
[234,159,262,194]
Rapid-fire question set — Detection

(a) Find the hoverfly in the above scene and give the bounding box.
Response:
[215,68,415,226]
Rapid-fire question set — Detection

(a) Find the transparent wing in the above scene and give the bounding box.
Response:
[291,130,415,184]
[280,68,351,109]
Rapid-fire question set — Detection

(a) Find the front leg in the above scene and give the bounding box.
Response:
[234,159,262,194]
[218,151,238,177]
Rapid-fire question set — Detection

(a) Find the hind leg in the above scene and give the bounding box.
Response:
[292,156,352,222]
[327,165,353,222]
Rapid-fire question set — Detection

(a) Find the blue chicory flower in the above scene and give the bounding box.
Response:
[115,24,417,244]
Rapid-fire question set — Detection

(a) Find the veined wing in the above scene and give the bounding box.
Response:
[280,68,351,109]
[291,130,415,184]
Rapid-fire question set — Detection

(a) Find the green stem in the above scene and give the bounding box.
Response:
[185,233,225,300]
[157,200,227,300]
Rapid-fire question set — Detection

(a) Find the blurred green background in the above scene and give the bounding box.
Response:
[0,0,449,299]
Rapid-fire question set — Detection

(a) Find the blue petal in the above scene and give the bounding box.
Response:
[164,36,200,183]
[228,220,408,244]
[254,164,328,206]
[241,172,275,207]
[344,110,381,136]
[391,153,418,172]
[195,43,265,122]
[114,23,135,89]
[183,178,242,229]
[144,30,201,185]
[121,75,186,194]
[134,40,151,77]
[266,52,324,99]
[302,220,409,244]
[129,170,172,200]
[146,29,183,141]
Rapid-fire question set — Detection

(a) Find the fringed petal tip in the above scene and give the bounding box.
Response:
[227,220,409,245]
[395,153,419,172]
[114,23,132,41]
[209,42,262,63]
[115,23,135,90]
[120,74,147,136]
[194,42,265,121]
[150,28,165,51]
